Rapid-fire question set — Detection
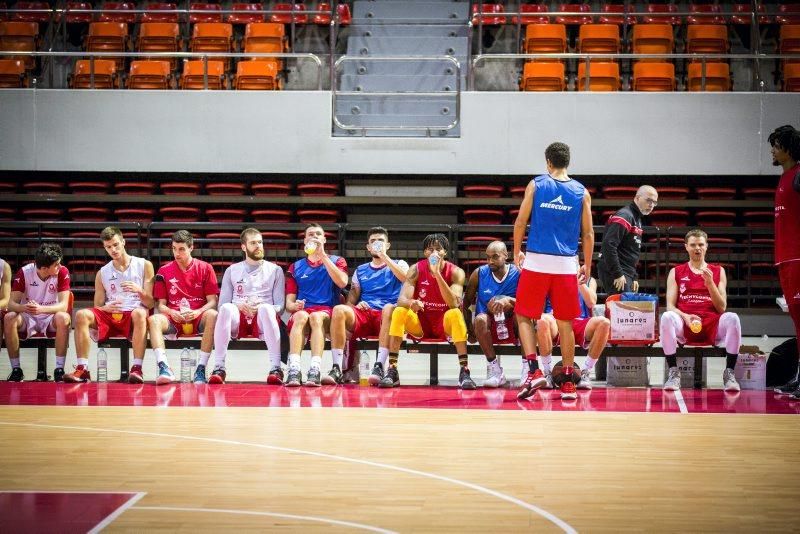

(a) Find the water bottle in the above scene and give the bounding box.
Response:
[371,241,383,254]
[189,348,198,371]
[180,347,191,383]
[494,311,509,340]
[429,252,440,266]
[179,297,191,314]
[359,351,370,386]
[96,348,108,382]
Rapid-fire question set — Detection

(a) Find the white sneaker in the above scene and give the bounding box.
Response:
[723,368,741,392]
[577,368,593,390]
[663,367,682,391]
[484,359,507,388]
[543,372,554,389]
[520,361,529,384]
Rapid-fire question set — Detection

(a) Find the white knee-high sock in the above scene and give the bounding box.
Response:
[256,304,282,369]
[717,312,742,356]
[659,311,683,356]
[213,303,238,369]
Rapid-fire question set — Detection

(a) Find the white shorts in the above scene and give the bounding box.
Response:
[17,312,57,339]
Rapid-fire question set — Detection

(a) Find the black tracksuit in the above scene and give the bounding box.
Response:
[597,201,644,295]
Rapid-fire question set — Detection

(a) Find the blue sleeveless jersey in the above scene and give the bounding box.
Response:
[354,262,403,310]
[544,280,592,319]
[293,255,343,307]
[526,174,585,256]
[475,264,520,315]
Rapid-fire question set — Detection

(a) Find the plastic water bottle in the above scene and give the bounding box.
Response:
[189,348,198,371]
[179,297,191,314]
[96,348,108,382]
[494,311,509,340]
[429,252,440,266]
[359,351,370,386]
[180,347,191,383]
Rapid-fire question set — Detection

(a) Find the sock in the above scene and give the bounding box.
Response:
[154,348,167,365]
[458,354,468,368]
[133,358,143,367]
[486,355,497,363]
[288,353,301,369]
[526,353,539,372]
[583,356,598,371]
[725,352,738,370]
[310,355,322,370]
[55,356,65,368]
[377,347,389,366]
[214,348,226,370]
[198,351,211,366]
[331,348,344,368]
[268,351,281,370]
[10,358,20,368]
[77,358,89,367]
[389,352,399,367]
[666,355,677,369]
[539,354,552,374]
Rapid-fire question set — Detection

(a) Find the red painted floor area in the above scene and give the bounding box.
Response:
[0,382,799,413]
[0,491,141,533]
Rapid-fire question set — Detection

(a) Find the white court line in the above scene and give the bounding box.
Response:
[0,421,576,534]
[674,390,689,414]
[88,492,147,534]
[132,506,397,533]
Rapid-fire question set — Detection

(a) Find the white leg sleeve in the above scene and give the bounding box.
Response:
[212,303,240,368]
[257,304,282,369]
[715,312,741,355]
[659,311,685,356]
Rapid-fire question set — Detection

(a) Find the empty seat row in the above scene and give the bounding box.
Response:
[0,180,340,195]
[464,185,775,200]
[8,206,342,223]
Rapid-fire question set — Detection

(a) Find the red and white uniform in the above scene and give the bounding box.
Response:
[11,263,71,339]
[90,256,147,341]
[225,259,284,339]
[775,163,800,343]
[153,259,219,338]
[412,259,456,340]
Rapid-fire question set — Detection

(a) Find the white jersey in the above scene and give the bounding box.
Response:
[17,263,69,318]
[226,260,285,307]
[99,256,147,311]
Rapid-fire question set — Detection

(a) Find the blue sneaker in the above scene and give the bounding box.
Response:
[156,361,175,385]
[193,364,207,384]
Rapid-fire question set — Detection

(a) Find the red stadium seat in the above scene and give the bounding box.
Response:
[98,1,136,24]
[749,238,774,255]
[694,211,736,227]
[656,187,689,199]
[647,209,689,227]
[742,211,773,227]
[189,2,222,24]
[749,262,775,281]
[207,232,241,249]
[641,3,681,25]
[511,4,549,25]
[463,209,504,225]
[269,3,307,24]
[687,3,725,25]
[509,185,527,198]
[159,206,201,221]
[297,183,339,196]
[461,259,485,276]
[555,3,592,25]
[260,231,291,250]
[141,3,178,23]
[598,3,636,25]
[68,207,110,221]
[62,2,92,24]
[69,258,105,274]
[206,208,247,222]
[22,208,63,220]
[227,3,264,25]
[160,182,201,195]
[114,208,155,223]
[297,209,339,223]
[10,1,50,24]
[0,207,15,220]
[471,3,504,26]
[252,183,291,196]
[695,187,736,200]
[777,3,800,25]
[741,187,774,199]
[251,209,291,222]
[206,182,247,195]
[601,186,637,199]
[706,237,736,254]
[462,185,503,197]
[463,235,503,251]
[210,260,229,277]
[115,181,156,194]
[313,3,351,26]
[25,181,62,192]
[730,4,768,25]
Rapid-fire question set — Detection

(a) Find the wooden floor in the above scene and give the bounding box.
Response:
[1,405,798,532]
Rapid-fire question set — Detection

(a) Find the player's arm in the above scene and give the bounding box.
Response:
[321,255,348,289]
[93,271,107,309]
[463,269,479,335]
[44,290,70,314]
[384,258,409,283]
[665,268,692,325]
[513,181,535,267]
[0,262,11,310]
[157,297,182,323]
[435,266,465,310]
[218,268,233,306]
[135,260,156,309]
[707,266,727,314]
[396,264,420,310]
[579,191,595,284]
[578,277,598,309]
[346,278,362,306]
[7,290,25,313]
[271,267,286,314]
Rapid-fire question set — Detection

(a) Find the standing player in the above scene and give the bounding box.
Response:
[768,125,800,398]
[464,241,520,388]
[513,142,594,401]
[536,276,610,390]
[326,227,407,385]
[4,244,71,382]
[210,228,285,384]
[285,223,348,387]
[67,227,154,383]
[148,230,219,385]
[660,229,741,392]
[0,257,11,357]
[383,233,475,389]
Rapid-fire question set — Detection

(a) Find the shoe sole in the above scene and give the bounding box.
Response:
[724,386,741,392]
[577,383,593,390]
[561,391,578,400]
[378,381,398,389]
[368,374,383,386]
[320,377,340,386]
[267,375,283,385]
[64,377,89,383]
[208,377,225,385]
[128,374,144,384]
[663,386,680,391]
[460,381,477,390]
[156,375,174,386]
[193,379,207,384]
[304,381,321,388]
[285,381,301,387]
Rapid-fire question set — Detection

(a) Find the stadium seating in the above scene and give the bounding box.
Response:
[63,2,92,24]
[633,62,675,91]
[251,209,291,223]
[577,24,621,55]
[227,3,264,25]
[98,2,136,24]
[313,3,352,26]
[10,1,50,24]
[86,22,128,70]
[234,59,279,89]
[181,59,226,89]
[137,22,181,70]
[297,183,339,196]
[297,209,340,223]
[598,3,636,25]
[190,23,233,70]
[269,3,307,24]
[463,209,504,225]
[161,182,201,194]
[160,206,201,221]
[641,3,681,25]
[0,57,27,87]
[520,61,565,91]
[510,3,548,25]
[695,210,736,227]
[554,2,592,25]
[141,2,178,24]
[206,182,247,195]
[687,62,730,91]
[68,207,110,221]
[696,187,736,200]
[127,60,171,88]
[656,187,689,199]
[471,3,505,26]
[188,2,222,24]
[462,185,503,197]
[206,208,247,222]
[631,24,673,60]
[251,182,291,196]
[114,208,155,223]
[524,23,567,57]
[687,3,725,25]
[685,24,729,56]
[115,181,156,194]
[577,61,620,91]
[0,21,38,69]
[776,3,800,25]
[71,59,117,88]
[730,3,768,25]
[785,64,800,91]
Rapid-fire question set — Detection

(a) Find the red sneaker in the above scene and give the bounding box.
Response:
[128,365,144,384]
[64,365,92,383]
[208,368,226,384]
[517,369,546,400]
[560,380,577,400]
[267,366,284,385]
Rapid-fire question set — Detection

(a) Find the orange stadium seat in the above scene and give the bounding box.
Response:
[190,22,233,69]
[114,208,155,223]
[251,209,291,223]
[687,62,730,91]
[137,22,181,70]
[141,2,178,23]
[10,1,50,23]
[98,1,136,24]
[206,182,246,195]
[463,209,504,225]
[524,24,567,57]
[160,206,201,221]
[86,22,128,70]
[462,185,503,197]
[269,2,307,24]
[785,64,800,91]
[70,59,117,88]
[181,59,226,89]
[730,4,768,25]
[687,3,725,25]
[471,3,504,26]
[297,209,340,223]
[313,3,352,26]
[780,25,800,61]
[742,187,774,199]
[234,57,278,86]
[62,2,92,24]
[260,231,291,250]
[696,187,736,200]
[743,211,774,227]
[68,207,111,221]
[598,3,636,25]
[0,58,26,86]
[695,211,736,227]
[686,24,729,56]
[632,24,673,59]
[520,61,565,91]
[206,208,247,222]
[297,183,339,196]
[115,181,156,194]
[577,61,620,91]
[641,3,681,25]
[648,209,689,227]
[555,3,592,25]
[577,24,621,55]
[633,62,674,91]
[161,182,200,194]
[252,182,290,195]
[188,2,222,24]
[656,186,689,199]
[0,21,39,69]
[601,186,636,199]
[511,3,549,25]
[127,59,171,88]
[777,3,800,25]
[22,208,63,220]
[227,3,264,25]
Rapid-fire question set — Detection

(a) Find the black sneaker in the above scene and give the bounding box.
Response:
[208,367,226,385]
[305,366,321,387]
[775,373,800,395]
[379,365,400,388]
[368,362,384,386]
[321,364,343,385]
[7,367,23,382]
[193,364,207,384]
[53,367,65,383]
[285,366,302,387]
[459,366,477,390]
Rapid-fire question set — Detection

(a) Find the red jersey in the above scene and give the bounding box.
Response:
[674,262,721,318]
[775,163,800,265]
[414,259,457,315]
[153,259,219,311]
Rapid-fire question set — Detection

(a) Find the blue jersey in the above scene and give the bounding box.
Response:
[291,255,345,307]
[544,280,592,319]
[353,261,405,310]
[526,174,585,257]
[475,264,520,315]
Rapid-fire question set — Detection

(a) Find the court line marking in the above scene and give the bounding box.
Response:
[0,421,576,534]
[674,390,689,414]
[132,506,397,533]
[89,491,147,534]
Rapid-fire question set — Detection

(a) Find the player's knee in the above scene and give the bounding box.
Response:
[308,313,327,328]
[76,309,93,326]
[381,303,395,317]
[292,311,310,327]
[131,308,147,324]
[473,314,489,334]
[3,312,17,328]
[54,312,70,327]
[205,308,218,320]
[332,304,348,318]
[220,302,237,318]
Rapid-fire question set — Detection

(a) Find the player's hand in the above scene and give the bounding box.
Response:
[103,301,123,314]
[170,309,186,323]
[25,301,40,314]
[613,275,626,291]
[295,299,305,311]
[516,251,525,269]
[578,264,590,285]
[356,301,371,310]
[700,267,714,287]
[632,280,639,293]
[684,313,702,326]
[181,309,198,322]
[488,297,502,315]
[409,300,424,313]
[121,281,141,294]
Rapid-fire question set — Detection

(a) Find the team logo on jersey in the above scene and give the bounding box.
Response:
[539,195,572,211]
[680,284,686,293]
[419,289,427,299]
[420,280,430,286]
[30,280,38,286]
[170,286,178,295]
[483,288,493,294]
[169,277,179,285]
[109,273,118,280]
[48,283,55,293]
[680,276,690,281]
[237,284,243,294]
[301,273,309,279]
[794,292,800,300]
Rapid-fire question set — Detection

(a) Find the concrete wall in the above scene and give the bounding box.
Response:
[1,90,798,175]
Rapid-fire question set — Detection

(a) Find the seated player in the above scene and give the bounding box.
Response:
[464,241,520,388]
[4,244,72,382]
[148,230,219,385]
[536,276,610,390]
[284,223,348,387]
[0,257,11,360]
[327,226,407,385]
[660,229,741,392]
[383,233,476,389]
[210,227,285,384]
